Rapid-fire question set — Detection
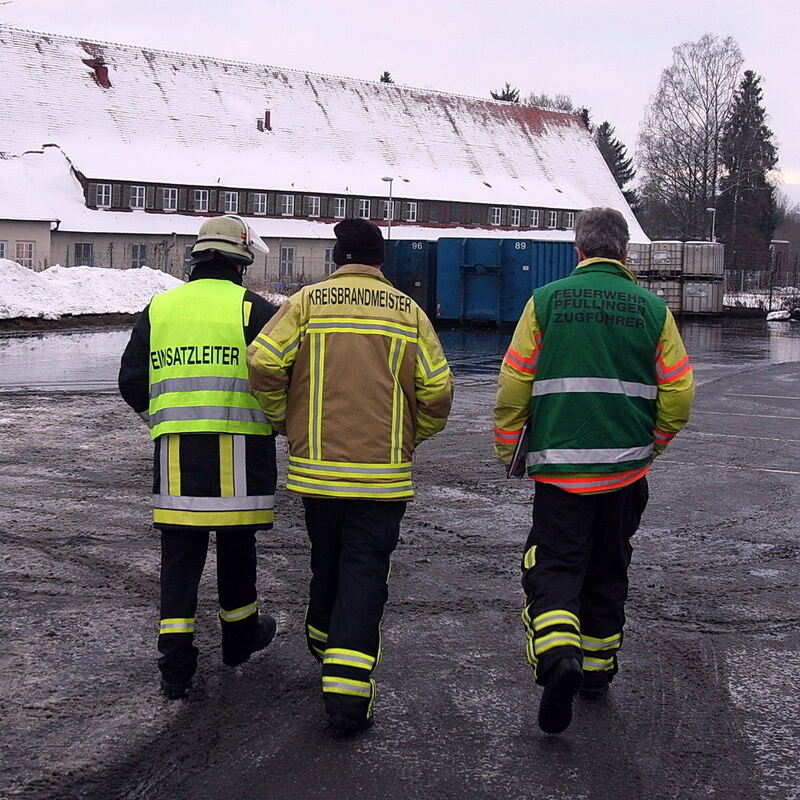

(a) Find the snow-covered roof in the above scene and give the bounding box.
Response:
[0,25,647,242]
[0,156,58,222]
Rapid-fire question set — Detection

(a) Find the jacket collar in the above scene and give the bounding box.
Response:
[189,262,244,285]
[573,257,638,284]
[324,263,393,287]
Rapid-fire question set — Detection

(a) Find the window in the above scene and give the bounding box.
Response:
[358,199,371,219]
[405,202,417,222]
[162,188,178,211]
[281,194,295,216]
[16,241,35,268]
[510,208,521,227]
[490,207,502,226]
[130,186,145,209]
[75,243,94,266]
[382,200,395,220]
[565,211,575,229]
[194,189,209,212]
[307,196,321,217]
[96,183,112,208]
[324,247,336,276]
[333,198,346,219]
[547,210,558,228]
[131,244,148,268]
[254,193,267,215]
[532,209,541,227]
[0,241,6,260]
[224,191,239,213]
[279,246,295,277]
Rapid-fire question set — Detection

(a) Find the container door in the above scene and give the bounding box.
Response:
[461,265,501,323]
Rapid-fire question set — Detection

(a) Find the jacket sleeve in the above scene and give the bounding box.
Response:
[414,310,454,444]
[493,297,541,464]
[243,290,279,345]
[118,306,152,425]
[653,308,694,455]
[246,296,304,436]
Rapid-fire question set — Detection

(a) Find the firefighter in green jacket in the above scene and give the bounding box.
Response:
[119,216,279,699]
[493,207,694,734]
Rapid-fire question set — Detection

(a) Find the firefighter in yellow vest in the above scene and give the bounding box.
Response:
[119,216,279,699]
[248,219,453,733]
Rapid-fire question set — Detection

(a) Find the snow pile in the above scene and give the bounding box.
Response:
[0,259,182,319]
[725,288,800,310]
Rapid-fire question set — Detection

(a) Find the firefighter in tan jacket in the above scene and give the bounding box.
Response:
[248,219,453,733]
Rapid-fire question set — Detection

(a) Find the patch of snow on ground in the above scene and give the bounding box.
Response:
[725,287,800,310]
[258,291,289,307]
[0,260,182,319]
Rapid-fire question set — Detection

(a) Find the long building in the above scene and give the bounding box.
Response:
[0,25,647,283]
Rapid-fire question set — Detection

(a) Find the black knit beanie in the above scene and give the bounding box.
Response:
[332,219,385,266]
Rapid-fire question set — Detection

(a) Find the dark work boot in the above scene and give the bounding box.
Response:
[579,671,611,701]
[538,656,583,734]
[325,684,375,735]
[223,614,277,667]
[160,678,191,700]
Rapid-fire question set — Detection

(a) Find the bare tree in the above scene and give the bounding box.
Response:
[637,34,743,240]
[525,92,575,112]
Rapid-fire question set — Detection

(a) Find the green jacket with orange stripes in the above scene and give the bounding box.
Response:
[493,258,694,493]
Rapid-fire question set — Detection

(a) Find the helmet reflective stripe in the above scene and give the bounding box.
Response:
[224,214,270,256]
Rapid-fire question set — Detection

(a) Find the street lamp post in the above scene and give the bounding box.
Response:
[706,207,716,242]
[381,176,394,240]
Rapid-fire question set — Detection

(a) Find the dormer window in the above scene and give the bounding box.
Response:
[130,186,145,209]
[163,188,178,211]
[224,191,239,213]
[96,183,111,208]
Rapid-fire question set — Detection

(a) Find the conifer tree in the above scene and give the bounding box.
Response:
[716,70,778,266]
[490,82,520,103]
[594,121,637,208]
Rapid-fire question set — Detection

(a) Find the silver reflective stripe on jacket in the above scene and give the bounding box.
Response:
[286,477,412,495]
[153,494,275,511]
[150,406,268,426]
[150,376,252,398]
[526,443,654,466]
[288,458,412,476]
[532,377,657,400]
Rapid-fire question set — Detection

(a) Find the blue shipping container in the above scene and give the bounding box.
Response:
[383,239,438,318]
[436,238,577,324]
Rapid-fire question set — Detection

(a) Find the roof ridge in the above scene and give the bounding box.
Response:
[0,23,577,115]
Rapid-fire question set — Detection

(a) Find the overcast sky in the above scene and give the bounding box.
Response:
[4,0,799,205]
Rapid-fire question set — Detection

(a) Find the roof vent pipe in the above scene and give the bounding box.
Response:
[264,110,272,131]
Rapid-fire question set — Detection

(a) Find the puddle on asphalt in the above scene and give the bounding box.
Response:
[0,318,798,390]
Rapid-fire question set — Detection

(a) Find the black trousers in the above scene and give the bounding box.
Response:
[158,528,261,685]
[521,478,649,685]
[303,498,406,720]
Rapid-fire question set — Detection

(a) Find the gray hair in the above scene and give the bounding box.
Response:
[574,207,629,262]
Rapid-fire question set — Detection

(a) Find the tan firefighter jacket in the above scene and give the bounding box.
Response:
[247,265,453,499]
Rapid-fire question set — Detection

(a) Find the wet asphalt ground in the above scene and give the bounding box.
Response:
[0,319,798,799]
